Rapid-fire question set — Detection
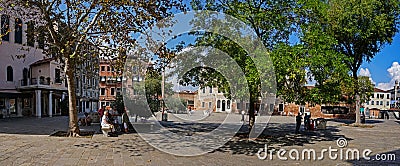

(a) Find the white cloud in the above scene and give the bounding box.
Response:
[359,68,376,85]
[376,62,400,90]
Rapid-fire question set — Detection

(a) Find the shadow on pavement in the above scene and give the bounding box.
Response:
[73,135,156,157]
[327,118,384,124]
[0,116,100,135]
[215,123,348,156]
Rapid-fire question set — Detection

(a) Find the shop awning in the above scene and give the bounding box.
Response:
[0,90,33,98]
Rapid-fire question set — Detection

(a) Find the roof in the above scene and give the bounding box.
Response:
[30,58,54,66]
[374,88,388,93]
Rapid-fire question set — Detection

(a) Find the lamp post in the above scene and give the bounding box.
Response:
[395,80,399,109]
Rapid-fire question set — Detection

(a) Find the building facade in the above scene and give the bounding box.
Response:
[75,55,100,113]
[98,59,123,107]
[364,88,391,111]
[0,14,68,118]
[388,82,400,109]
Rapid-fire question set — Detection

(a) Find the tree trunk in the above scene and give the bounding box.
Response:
[353,70,360,124]
[355,94,360,124]
[65,58,80,137]
[248,96,255,132]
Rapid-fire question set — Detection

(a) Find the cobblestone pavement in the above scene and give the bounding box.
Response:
[0,113,399,166]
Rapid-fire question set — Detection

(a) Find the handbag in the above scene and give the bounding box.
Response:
[101,124,113,130]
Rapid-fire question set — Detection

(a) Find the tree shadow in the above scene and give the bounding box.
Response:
[326,118,384,124]
[72,135,156,157]
[126,121,347,157]
[215,123,347,156]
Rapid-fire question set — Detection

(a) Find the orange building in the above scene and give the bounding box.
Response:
[98,60,123,107]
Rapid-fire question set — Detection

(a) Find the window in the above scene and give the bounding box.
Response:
[227,100,230,109]
[1,15,9,41]
[6,66,13,81]
[387,94,390,99]
[100,88,105,96]
[107,66,110,72]
[376,94,379,98]
[237,102,241,109]
[380,101,383,105]
[37,26,45,49]
[14,18,22,44]
[0,98,4,107]
[217,100,221,108]
[116,88,121,96]
[387,101,389,106]
[86,101,90,109]
[371,94,374,98]
[209,102,212,108]
[202,102,205,108]
[202,88,205,93]
[380,94,384,99]
[365,101,369,105]
[371,101,374,105]
[23,98,31,108]
[278,104,284,112]
[55,68,61,83]
[26,21,34,47]
[101,66,105,71]
[209,87,212,93]
[110,88,115,96]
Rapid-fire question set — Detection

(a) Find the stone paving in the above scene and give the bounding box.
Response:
[0,112,399,166]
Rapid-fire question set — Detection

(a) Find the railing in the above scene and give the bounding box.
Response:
[19,77,51,87]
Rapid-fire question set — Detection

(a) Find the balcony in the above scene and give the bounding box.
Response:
[19,77,50,87]
[17,76,67,91]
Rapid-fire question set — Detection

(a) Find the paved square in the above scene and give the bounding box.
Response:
[0,113,399,165]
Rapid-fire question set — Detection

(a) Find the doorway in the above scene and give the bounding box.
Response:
[222,100,226,111]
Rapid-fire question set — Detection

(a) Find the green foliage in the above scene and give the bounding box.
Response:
[300,0,400,86]
[8,0,186,134]
[112,94,124,115]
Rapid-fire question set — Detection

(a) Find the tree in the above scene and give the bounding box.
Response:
[300,0,400,123]
[7,0,185,136]
[112,94,124,115]
[187,0,298,130]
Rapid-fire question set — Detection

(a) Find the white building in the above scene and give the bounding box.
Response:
[364,88,391,110]
[0,14,67,117]
[196,87,233,113]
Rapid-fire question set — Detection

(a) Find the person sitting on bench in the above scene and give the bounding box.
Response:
[101,111,115,136]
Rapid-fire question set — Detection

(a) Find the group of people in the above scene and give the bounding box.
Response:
[295,112,313,134]
[79,112,92,126]
[98,106,131,136]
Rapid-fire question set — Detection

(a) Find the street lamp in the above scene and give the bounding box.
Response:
[395,80,399,108]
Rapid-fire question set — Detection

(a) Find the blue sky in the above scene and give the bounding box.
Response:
[359,33,400,90]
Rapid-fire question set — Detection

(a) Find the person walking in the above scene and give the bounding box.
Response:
[295,113,302,134]
[241,110,245,123]
[122,108,130,133]
[187,107,192,116]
